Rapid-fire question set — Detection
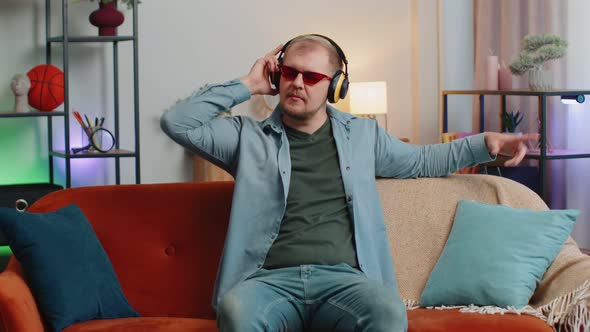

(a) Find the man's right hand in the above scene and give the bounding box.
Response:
[240,44,283,96]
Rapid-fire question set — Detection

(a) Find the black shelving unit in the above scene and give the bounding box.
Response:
[45,0,141,188]
[442,89,590,205]
[0,1,142,271]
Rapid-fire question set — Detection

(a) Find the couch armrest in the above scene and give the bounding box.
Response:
[0,266,45,332]
[530,236,590,328]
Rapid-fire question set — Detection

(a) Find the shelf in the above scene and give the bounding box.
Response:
[0,111,65,118]
[442,88,590,206]
[443,89,590,97]
[524,149,590,160]
[50,149,137,159]
[47,36,134,43]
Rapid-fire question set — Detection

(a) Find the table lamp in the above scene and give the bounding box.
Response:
[348,81,388,130]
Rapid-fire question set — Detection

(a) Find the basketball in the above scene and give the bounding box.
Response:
[26,64,65,112]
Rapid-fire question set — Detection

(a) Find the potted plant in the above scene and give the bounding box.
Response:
[73,0,140,36]
[509,34,567,91]
[501,110,523,133]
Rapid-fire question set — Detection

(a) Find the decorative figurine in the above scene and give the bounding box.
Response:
[11,74,31,113]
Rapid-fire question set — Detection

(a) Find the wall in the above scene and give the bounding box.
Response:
[0,0,465,186]
[438,0,474,134]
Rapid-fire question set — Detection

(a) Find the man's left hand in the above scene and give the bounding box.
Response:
[484,132,540,166]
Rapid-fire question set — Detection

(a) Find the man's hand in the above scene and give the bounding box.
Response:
[240,44,283,96]
[484,132,540,166]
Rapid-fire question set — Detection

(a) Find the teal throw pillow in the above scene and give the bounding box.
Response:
[0,204,139,331]
[420,200,578,309]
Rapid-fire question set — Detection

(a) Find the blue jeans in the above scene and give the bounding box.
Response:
[216,263,407,332]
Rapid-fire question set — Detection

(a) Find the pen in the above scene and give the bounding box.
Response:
[84,114,93,129]
[73,111,93,137]
[99,117,105,127]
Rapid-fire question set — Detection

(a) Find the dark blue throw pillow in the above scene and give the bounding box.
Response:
[0,204,139,331]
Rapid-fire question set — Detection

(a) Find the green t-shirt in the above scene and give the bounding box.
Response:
[263,119,358,269]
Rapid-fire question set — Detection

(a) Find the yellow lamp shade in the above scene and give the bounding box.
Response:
[349,81,388,115]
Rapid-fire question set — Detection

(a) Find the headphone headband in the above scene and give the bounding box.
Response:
[279,34,348,75]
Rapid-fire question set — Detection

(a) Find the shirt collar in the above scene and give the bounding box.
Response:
[327,104,357,125]
[261,105,284,134]
[262,103,357,134]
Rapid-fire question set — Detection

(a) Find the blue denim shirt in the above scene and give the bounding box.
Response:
[160,79,494,310]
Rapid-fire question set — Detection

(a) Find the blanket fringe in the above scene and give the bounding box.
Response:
[538,279,590,332]
[457,304,547,321]
[403,299,420,310]
[402,279,590,331]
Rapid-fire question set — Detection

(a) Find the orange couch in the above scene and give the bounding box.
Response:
[1,176,588,331]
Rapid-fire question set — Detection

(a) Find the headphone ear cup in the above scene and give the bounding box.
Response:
[328,70,345,103]
[270,71,280,90]
[339,77,349,100]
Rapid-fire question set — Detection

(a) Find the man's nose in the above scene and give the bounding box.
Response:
[292,73,305,87]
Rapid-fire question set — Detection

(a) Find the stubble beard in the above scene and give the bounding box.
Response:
[281,100,327,122]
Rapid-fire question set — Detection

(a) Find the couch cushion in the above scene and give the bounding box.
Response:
[61,312,551,332]
[420,200,578,308]
[0,204,139,331]
[62,317,217,332]
[407,309,553,332]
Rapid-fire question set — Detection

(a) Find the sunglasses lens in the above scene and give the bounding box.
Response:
[302,72,327,85]
[280,66,330,85]
[280,66,298,80]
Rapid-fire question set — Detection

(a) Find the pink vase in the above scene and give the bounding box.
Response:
[89,2,124,36]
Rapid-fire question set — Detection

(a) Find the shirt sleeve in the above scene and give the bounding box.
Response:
[160,79,251,173]
[374,123,495,178]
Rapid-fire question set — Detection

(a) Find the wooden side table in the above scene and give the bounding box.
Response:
[193,156,233,182]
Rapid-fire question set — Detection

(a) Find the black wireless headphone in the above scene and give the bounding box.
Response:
[270,34,349,103]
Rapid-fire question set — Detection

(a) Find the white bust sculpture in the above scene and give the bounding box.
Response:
[11,74,31,113]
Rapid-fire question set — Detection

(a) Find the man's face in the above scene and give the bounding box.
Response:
[279,45,333,122]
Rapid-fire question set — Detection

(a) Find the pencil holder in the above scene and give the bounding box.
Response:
[73,126,115,154]
[81,127,102,151]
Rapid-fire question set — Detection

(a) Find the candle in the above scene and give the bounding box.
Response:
[485,56,499,90]
[498,68,512,90]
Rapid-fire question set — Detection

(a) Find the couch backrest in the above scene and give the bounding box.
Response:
[377,174,548,302]
[9,175,547,319]
[21,181,234,320]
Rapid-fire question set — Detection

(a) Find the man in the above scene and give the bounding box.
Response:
[160,34,536,332]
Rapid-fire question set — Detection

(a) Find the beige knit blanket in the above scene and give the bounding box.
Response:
[377,174,590,331]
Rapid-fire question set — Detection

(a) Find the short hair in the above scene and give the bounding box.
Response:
[283,35,344,75]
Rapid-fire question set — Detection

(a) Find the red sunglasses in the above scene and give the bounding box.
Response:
[279,65,332,85]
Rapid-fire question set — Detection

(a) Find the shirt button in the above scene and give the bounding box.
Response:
[282,171,286,175]
[257,263,262,268]
[347,195,353,202]
[271,233,277,240]
[347,120,351,124]
[346,166,350,171]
